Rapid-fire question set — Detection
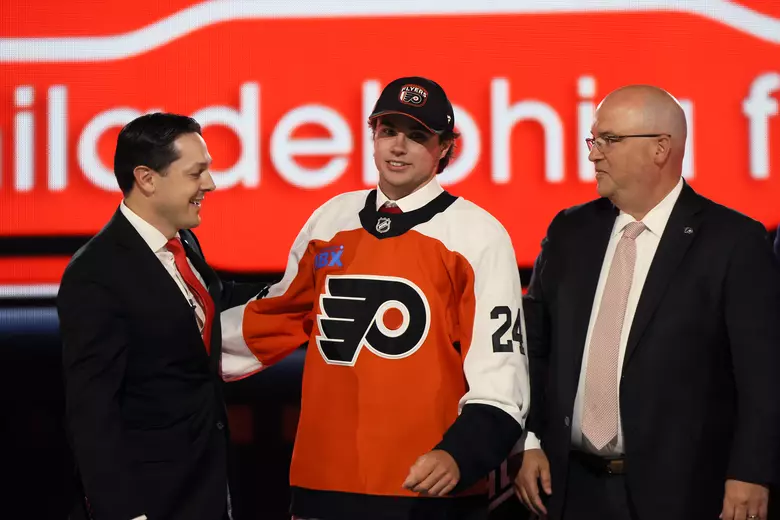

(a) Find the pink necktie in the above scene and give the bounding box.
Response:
[581,221,646,450]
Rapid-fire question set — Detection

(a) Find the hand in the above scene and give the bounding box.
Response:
[402,449,460,496]
[720,479,769,520]
[514,448,552,519]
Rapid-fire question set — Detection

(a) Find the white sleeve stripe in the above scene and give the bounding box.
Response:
[220,302,263,381]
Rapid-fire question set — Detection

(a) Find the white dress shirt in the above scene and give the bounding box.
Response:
[120,203,208,337]
[375,176,444,211]
[524,178,684,454]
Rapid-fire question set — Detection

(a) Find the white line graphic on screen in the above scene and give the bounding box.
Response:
[0,284,59,299]
[0,0,777,63]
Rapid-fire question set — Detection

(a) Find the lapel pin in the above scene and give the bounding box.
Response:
[684,227,694,235]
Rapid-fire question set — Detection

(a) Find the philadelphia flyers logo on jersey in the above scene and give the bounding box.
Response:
[316,275,431,366]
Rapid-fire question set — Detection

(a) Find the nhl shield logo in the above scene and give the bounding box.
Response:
[376,217,392,234]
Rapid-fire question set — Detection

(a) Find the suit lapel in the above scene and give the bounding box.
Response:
[111,210,189,304]
[622,182,705,369]
[108,210,210,360]
[566,199,618,389]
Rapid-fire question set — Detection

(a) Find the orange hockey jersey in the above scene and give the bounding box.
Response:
[221,179,530,519]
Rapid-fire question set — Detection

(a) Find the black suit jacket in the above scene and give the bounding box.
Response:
[525,182,780,520]
[775,223,780,261]
[57,209,263,520]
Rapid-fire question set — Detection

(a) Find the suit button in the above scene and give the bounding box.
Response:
[216,421,225,430]
[564,416,570,427]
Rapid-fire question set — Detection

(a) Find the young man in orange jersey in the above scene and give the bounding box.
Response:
[221,77,530,520]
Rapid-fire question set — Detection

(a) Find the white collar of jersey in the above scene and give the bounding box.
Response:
[375,176,444,213]
[612,177,683,238]
[120,201,180,254]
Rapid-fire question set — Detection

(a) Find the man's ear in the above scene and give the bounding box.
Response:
[133,166,156,194]
[439,140,453,160]
[653,135,672,166]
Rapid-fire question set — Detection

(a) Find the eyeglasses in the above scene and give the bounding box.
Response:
[585,133,670,152]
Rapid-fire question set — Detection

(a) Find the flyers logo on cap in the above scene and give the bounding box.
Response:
[399,84,428,106]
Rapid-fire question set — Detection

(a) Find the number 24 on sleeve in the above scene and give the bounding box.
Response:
[490,306,524,354]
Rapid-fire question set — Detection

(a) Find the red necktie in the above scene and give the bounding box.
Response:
[166,237,215,353]
[380,202,403,214]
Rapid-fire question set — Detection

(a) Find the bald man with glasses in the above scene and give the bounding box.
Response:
[513,85,780,520]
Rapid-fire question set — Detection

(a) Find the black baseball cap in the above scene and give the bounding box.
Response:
[368,76,455,134]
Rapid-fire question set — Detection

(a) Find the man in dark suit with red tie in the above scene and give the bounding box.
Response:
[513,85,780,520]
[57,113,263,520]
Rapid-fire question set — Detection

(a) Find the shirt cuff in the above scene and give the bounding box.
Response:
[511,430,542,454]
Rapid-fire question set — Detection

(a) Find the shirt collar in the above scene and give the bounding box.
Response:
[376,176,444,213]
[119,201,176,253]
[613,177,684,238]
